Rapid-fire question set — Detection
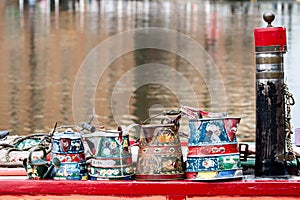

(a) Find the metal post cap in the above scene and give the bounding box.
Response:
[263,11,275,27]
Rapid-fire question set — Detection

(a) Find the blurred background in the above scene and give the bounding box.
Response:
[0,0,299,142]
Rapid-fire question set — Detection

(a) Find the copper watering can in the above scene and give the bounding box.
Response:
[23,146,61,179]
[133,110,185,180]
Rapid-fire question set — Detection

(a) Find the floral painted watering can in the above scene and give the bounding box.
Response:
[23,146,61,179]
[181,106,243,180]
[51,127,88,180]
[135,111,185,180]
[83,126,134,180]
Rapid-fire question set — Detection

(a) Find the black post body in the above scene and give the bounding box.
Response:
[255,57,286,176]
[254,12,288,177]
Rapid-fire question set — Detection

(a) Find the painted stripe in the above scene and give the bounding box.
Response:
[187,143,239,157]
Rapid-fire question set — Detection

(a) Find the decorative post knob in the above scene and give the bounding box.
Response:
[263,11,275,27]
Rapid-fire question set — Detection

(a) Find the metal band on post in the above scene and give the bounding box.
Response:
[254,11,288,177]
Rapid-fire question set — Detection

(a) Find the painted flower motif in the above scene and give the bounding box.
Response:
[162,159,173,170]
[110,141,117,149]
[66,156,71,162]
[205,123,221,143]
[154,148,161,153]
[142,148,148,153]
[165,134,175,143]
[211,147,218,153]
[206,124,218,132]
[229,156,235,164]
[169,147,175,153]
[230,127,237,134]
[103,148,111,156]
[113,169,119,175]
[107,169,113,175]
[74,143,81,151]
[58,155,64,161]
[125,167,131,173]
[157,134,166,143]
[219,147,225,153]
[202,159,214,168]
[104,141,111,148]
[100,169,107,176]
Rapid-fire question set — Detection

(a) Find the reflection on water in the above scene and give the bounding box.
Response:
[0,0,299,142]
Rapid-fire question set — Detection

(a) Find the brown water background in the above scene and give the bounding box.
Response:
[0,0,299,142]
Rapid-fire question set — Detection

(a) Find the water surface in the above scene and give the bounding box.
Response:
[0,0,299,142]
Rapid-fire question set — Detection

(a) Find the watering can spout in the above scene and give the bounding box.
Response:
[42,157,61,179]
[22,158,28,171]
[0,130,9,140]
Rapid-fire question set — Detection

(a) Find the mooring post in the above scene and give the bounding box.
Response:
[254,11,288,177]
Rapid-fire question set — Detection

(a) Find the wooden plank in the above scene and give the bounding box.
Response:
[0,179,299,197]
[0,196,299,200]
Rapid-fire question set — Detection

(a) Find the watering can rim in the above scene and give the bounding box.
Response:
[189,117,241,122]
[52,130,82,139]
[141,123,177,128]
[82,130,126,138]
[52,161,86,164]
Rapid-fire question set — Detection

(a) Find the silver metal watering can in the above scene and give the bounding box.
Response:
[51,127,88,180]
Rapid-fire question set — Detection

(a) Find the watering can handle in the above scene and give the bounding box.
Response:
[161,114,181,125]
[142,110,181,124]
[28,146,47,164]
[179,131,189,138]
[180,105,226,119]
[81,122,96,133]
[121,123,141,146]
[163,110,181,115]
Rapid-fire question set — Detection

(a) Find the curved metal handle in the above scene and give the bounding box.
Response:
[142,109,181,124]
[28,146,46,164]
[81,122,96,133]
[163,110,181,115]
[120,124,141,147]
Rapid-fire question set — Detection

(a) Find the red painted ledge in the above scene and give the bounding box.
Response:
[0,168,26,176]
[0,179,300,197]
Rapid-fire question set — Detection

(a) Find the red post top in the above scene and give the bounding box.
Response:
[254,11,287,53]
[254,27,287,51]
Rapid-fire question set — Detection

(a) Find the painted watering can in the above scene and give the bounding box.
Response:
[135,111,184,180]
[51,127,88,180]
[23,146,61,179]
[83,126,134,180]
[181,106,243,180]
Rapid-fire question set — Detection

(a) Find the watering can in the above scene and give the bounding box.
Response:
[23,146,61,179]
[51,127,88,180]
[135,111,185,180]
[83,126,134,180]
[186,116,243,180]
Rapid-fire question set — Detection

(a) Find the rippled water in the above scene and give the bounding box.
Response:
[0,0,299,142]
